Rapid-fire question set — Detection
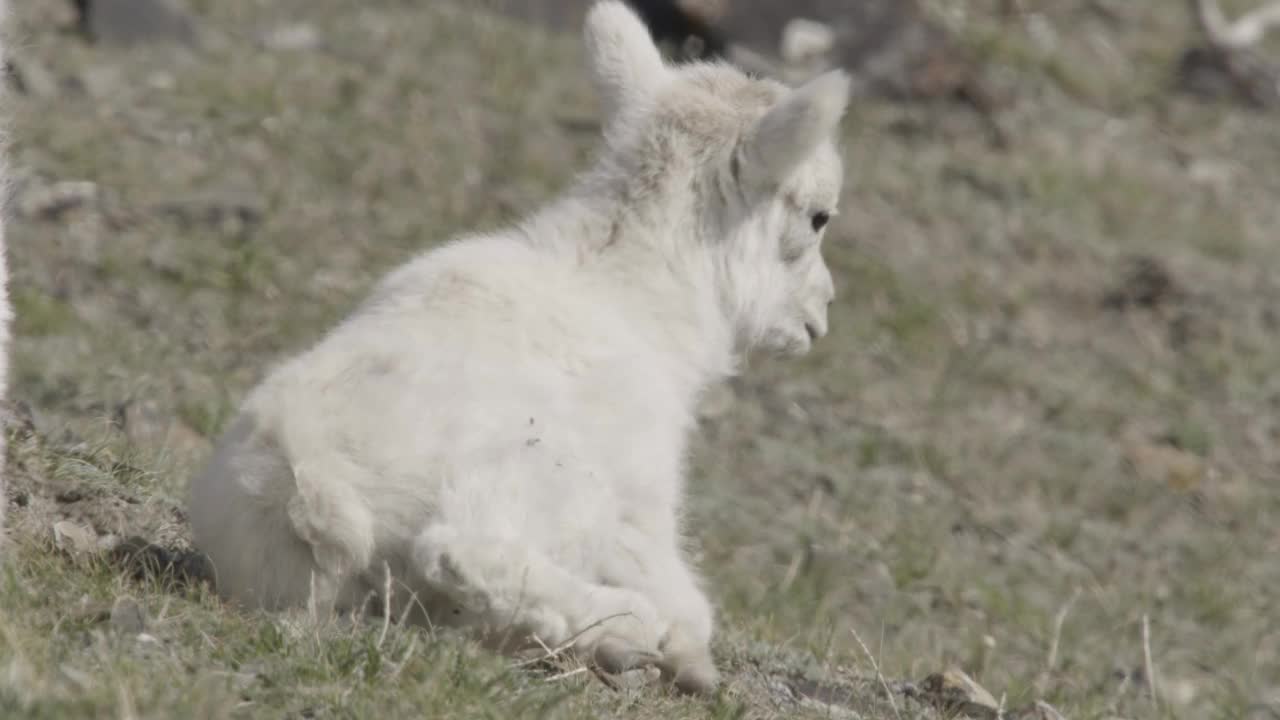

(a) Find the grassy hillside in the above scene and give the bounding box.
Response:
[2,1,1278,717]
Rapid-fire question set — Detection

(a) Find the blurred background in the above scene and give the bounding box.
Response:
[2,1,1279,718]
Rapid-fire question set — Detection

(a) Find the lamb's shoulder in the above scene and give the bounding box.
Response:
[367,232,550,312]
[346,232,674,382]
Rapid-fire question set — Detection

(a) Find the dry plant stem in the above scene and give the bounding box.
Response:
[511,612,636,668]
[385,634,419,682]
[589,665,623,691]
[117,683,139,720]
[545,666,589,683]
[849,625,903,720]
[1191,0,1280,50]
[1046,588,1081,674]
[377,561,392,650]
[1142,613,1160,714]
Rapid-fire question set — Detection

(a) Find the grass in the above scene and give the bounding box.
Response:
[3,0,1280,718]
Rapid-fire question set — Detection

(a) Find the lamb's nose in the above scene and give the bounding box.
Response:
[805,322,821,341]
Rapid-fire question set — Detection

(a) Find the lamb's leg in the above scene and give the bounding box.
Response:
[599,545,720,694]
[410,524,667,672]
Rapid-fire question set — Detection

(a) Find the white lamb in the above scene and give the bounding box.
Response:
[188,0,848,694]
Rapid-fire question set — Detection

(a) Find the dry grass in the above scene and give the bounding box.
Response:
[2,0,1278,718]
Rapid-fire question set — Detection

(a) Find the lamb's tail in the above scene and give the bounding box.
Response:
[188,407,376,613]
[0,0,14,542]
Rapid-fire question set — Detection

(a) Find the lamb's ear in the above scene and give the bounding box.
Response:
[744,70,850,185]
[584,1,668,119]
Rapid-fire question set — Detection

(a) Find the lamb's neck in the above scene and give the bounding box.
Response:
[521,193,737,394]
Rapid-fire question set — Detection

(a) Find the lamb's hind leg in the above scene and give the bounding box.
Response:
[411,524,667,672]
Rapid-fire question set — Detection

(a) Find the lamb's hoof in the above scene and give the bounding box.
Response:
[593,637,661,674]
[661,652,720,695]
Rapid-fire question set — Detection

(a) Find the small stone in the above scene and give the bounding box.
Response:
[611,665,660,690]
[79,66,122,100]
[1163,676,1199,706]
[110,596,147,635]
[914,667,1001,719]
[97,533,122,552]
[1124,440,1205,492]
[52,520,98,555]
[1187,158,1232,188]
[262,23,321,52]
[16,180,99,221]
[147,71,176,91]
[781,18,836,66]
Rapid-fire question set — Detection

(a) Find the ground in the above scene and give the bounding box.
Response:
[2,1,1278,718]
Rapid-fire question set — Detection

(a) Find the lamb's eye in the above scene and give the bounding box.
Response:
[811,211,830,232]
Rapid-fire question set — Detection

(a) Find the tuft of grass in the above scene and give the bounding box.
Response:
[10,287,79,338]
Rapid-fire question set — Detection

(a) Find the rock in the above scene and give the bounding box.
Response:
[631,0,729,57]
[109,596,147,635]
[910,667,1001,719]
[75,0,197,47]
[676,0,730,26]
[52,520,98,555]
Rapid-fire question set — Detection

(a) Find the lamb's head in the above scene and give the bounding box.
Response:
[583,1,849,357]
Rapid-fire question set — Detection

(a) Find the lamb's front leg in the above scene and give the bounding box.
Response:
[598,537,720,694]
[410,524,667,673]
